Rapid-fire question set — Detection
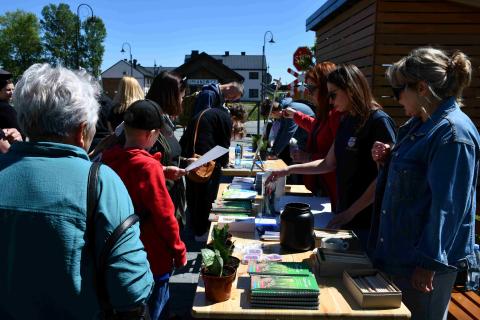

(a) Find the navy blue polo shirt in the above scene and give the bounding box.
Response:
[334,109,396,230]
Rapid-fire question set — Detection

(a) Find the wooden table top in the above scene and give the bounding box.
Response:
[191,185,411,319]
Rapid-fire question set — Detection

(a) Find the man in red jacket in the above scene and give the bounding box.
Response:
[102,99,187,320]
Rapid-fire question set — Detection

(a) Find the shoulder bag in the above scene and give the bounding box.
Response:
[187,109,216,183]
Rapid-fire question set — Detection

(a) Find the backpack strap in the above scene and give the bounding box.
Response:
[86,162,106,307]
[87,162,145,316]
[97,214,140,312]
[192,109,210,155]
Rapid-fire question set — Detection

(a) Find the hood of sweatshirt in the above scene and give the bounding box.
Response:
[102,145,162,166]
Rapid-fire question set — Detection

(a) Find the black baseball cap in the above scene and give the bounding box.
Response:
[123,99,164,130]
[0,68,12,81]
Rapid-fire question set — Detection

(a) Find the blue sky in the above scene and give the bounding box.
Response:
[3,1,325,83]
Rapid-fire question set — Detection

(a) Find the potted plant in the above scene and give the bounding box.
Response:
[210,225,240,269]
[200,248,237,302]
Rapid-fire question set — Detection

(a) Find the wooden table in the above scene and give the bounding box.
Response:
[191,188,411,319]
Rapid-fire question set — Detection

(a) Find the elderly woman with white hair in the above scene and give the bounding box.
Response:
[0,64,154,319]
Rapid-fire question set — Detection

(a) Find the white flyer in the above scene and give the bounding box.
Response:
[185,145,229,172]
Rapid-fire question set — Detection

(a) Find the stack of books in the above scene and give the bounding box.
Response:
[221,188,257,200]
[211,199,253,214]
[209,199,254,222]
[229,177,255,190]
[248,262,319,309]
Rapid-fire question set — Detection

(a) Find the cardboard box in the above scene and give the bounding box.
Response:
[343,269,402,309]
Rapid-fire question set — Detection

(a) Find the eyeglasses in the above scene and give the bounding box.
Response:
[328,89,339,101]
[391,84,407,100]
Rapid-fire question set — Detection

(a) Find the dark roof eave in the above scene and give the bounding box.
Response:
[306,0,351,31]
[306,0,480,31]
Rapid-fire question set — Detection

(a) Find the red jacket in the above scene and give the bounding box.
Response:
[102,146,187,276]
[293,109,343,210]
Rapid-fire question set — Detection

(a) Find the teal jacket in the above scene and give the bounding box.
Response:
[0,142,153,320]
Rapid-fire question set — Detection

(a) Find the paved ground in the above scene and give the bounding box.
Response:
[168,121,264,319]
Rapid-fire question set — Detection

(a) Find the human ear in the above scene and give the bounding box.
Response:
[416,81,430,97]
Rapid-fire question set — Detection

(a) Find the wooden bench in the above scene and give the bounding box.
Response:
[448,288,480,320]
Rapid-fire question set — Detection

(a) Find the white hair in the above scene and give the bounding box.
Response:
[13,63,100,138]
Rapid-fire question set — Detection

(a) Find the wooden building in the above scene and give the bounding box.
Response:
[306,0,480,126]
[174,51,244,94]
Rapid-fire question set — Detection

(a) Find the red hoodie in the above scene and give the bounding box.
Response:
[102,145,186,276]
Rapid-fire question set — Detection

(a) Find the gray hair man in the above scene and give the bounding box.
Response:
[193,81,244,116]
[0,63,153,319]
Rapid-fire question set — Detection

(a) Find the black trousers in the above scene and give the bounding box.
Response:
[185,166,222,236]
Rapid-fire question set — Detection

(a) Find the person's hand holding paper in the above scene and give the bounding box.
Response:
[185,145,229,172]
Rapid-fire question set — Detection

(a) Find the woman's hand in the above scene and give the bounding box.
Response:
[164,166,186,180]
[265,168,290,184]
[2,128,22,143]
[371,141,392,165]
[326,209,356,229]
[411,267,435,293]
[282,107,296,118]
[185,157,197,165]
[291,149,311,163]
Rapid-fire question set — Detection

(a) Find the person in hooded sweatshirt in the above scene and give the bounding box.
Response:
[102,99,187,320]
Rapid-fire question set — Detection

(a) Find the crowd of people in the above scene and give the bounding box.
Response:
[0,46,478,320]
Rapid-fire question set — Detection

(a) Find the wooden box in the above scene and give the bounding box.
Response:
[343,269,402,309]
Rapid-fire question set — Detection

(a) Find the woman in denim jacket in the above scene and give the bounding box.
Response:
[372,48,480,320]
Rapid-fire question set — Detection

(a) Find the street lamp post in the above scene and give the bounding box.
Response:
[76,3,93,69]
[258,30,275,135]
[121,42,133,76]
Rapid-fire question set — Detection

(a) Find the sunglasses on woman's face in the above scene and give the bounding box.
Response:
[328,89,338,101]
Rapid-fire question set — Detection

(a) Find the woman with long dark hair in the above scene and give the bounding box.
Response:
[269,64,396,247]
[146,71,190,229]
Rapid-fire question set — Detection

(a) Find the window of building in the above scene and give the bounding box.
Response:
[249,89,259,98]
[249,72,259,79]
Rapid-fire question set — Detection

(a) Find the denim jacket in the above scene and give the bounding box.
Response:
[373,97,480,277]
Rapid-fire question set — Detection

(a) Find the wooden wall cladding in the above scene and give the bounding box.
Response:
[315,0,377,84]
[374,0,480,127]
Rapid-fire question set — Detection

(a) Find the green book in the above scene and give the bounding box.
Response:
[222,189,257,200]
[251,296,319,303]
[248,262,312,276]
[251,274,319,295]
[251,302,318,310]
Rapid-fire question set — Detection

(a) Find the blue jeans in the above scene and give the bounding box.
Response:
[148,276,170,320]
[391,271,457,320]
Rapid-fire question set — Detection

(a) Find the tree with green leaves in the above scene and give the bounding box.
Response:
[81,16,106,78]
[40,3,78,68]
[40,3,107,76]
[0,10,43,79]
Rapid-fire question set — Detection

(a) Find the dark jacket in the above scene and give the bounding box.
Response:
[192,83,223,116]
[0,100,20,131]
[180,108,232,167]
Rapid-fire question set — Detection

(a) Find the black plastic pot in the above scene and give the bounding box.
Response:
[280,202,314,252]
